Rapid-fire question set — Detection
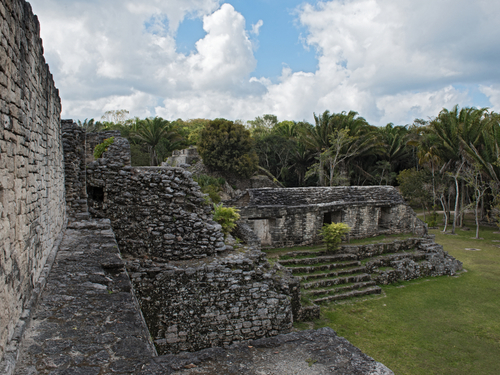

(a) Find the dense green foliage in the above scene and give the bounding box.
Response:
[197,119,258,178]
[212,203,240,236]
[79,106,500,231]
[318,222,351,252]
[93,137,114,159]
[193,174,226,204]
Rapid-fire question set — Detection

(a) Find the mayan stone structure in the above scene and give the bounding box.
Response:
[67,129,299,354]
[232,186,428,247]
[0,0,66,359]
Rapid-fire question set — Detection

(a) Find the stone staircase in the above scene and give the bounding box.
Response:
[277,242,433,305]
[278,252,382,305]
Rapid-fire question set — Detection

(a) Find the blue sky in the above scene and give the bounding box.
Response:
[29,0,500,126]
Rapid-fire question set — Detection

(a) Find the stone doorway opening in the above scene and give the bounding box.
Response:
[378,206,392,229]
[323,210,342,225]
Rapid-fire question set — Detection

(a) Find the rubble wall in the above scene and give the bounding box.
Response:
[61,120,87,216]
[127,249,296,354]
[86,138,226,259]
[0,0,64,360]
[84,136,297,353]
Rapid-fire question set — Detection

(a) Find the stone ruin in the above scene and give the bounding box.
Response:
[1,0,462,373]
[63,123,300,355]
[231,186,428,247]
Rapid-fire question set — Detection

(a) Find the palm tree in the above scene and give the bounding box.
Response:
[429,105,488,233]
[305,111,334,185]
[132,117,182,166]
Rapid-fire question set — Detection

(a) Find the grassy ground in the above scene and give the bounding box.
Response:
[289,217,500,374]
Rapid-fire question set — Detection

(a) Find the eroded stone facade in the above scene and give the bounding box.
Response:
[233,187,428,247]
[128,248,297,354]
[67,129,299,354]
[0,0,65,359]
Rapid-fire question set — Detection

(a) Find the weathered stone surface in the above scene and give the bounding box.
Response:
[61,120,88,216]
[232,187,428,247]
[86,136,226,260]
[164,146,200,167]
[84,130,121,165]
[127,247,298,355]
[141,327,394,374]
[13,219,155,374]
[0,0,65,362]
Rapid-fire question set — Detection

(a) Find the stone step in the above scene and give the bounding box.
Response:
[312,286,382,304]
[297,266,367,282]
[363,251,427,266]
[302,273,372,290]
[287,260,361,274]
[278,253,358,266]
[306,280,378,297]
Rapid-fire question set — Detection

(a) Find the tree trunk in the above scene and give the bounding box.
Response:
[475,193,480,239]
[319,152,324,186]
[440,195,448,232]
[459,180,465,227]
[452,176,460,234]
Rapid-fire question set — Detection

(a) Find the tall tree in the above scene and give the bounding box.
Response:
[429,105,488,233]
[132,117,181,166]
[198,119,258,178]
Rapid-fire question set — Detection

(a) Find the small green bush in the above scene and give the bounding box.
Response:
[93,137,114,159]
[213,203,240,236]
[319,222,351,252]
[193,174,226,204]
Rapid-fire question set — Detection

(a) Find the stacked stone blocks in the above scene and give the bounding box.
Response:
[0,0,65,360]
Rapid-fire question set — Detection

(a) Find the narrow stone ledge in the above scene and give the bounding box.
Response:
[11,219,156,374]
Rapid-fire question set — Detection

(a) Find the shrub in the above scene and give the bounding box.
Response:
[213,203,240,236]
[93,137,114,159]
[193,174,226,204]
[319,222,351,252]
[197,119,258,178]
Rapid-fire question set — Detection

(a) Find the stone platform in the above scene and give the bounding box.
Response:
[12,219,156,374]
[8,219,393,375]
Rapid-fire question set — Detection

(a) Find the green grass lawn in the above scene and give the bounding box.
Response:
[291,218,500,374]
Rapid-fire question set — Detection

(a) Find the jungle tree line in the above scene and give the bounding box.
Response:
[80,105,500,230]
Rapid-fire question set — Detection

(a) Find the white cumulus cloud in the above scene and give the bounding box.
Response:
[29,0,500,125]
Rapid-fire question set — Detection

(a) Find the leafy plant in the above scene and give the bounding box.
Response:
[93,137,114,159]
[193,174,226,204]
[318,222,351,252]
[197,118,258,178]
[213,203,240,236]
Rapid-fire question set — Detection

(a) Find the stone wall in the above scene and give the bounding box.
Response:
[83,135,299,353]
[61,120,87,217]
[0,0,65,360]
[84,130,121,165]
[127,247,297,354]
[86,138,226,260]
[164,146,200,167]
[234,187,427,247]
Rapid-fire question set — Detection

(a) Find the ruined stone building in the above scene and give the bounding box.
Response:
[0,0,461,373]
[232,186,428,248]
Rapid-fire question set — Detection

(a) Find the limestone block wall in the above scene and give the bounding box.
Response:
[0,0,64,360]
[127,248,296,354]
[86,136,226,260]
[61,120,87,216]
